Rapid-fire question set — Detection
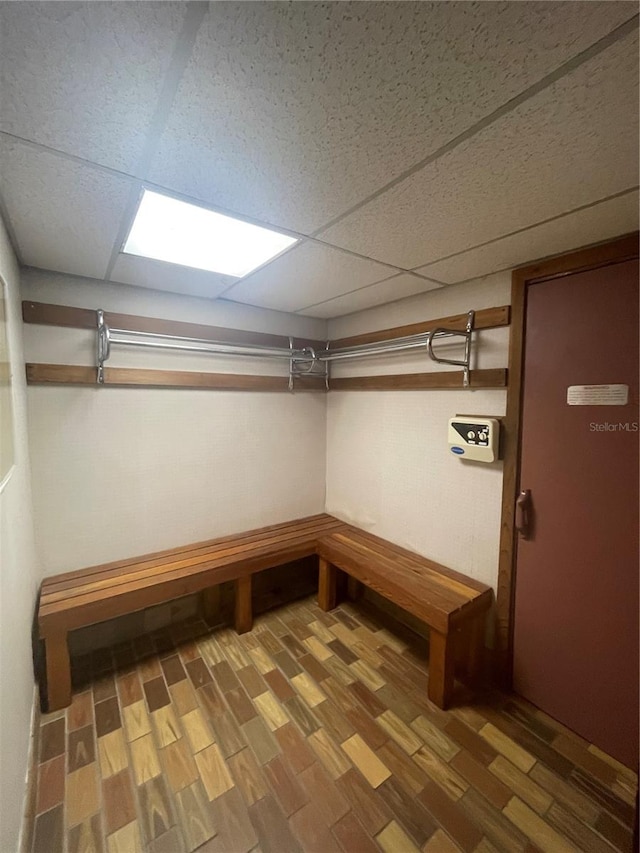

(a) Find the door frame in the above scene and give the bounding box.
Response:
[495,231,639,684]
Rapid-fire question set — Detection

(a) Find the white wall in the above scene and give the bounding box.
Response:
[0,222,40,852]
[326,272,511,594]
[22,270,328,575]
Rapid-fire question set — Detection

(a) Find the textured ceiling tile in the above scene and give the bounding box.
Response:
[298,273,442,319]
[0,139,132,278]
[147,1,636,233]
[110,253,235,300]
[320,30,639,268]
[222,242,395,313]
[416,191,640,284]
[0,1,186,171]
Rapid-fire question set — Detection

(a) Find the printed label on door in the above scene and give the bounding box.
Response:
[567,384,629,406]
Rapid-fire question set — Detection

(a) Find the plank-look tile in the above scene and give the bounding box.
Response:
[196,743,235,800]
[488,755,553,815]
[185,658,212,689]
[376,819,422,853]
[35,754,65,815]
[40,718,65,763]
[229,748,270,807]
[413,743,469,801]
[248,645,277,675]
[480,724,536,773]
[379,775,438,848]
[528,761,601,823]
[263,668,295,702]
[143,677,171,713]
[123,700,151,742]
[332,810,380,853]
[418,780,482,852]
[289,802,343,852]
[226,685,259,725]
[349,659,387,692]
[291,672,326,707]
[68,691,94,731]
[33,803,64,853]
[117,671,143,707]
[314,698,356,743]
[322,675,358,713]
[283,695,320,737]
[303,635,333,662]
[411,714,460,761]
[106,820,144,853]
[238,664,269,699]
[68,813,103,853]
[152,704,182,748]
[147,825,186,853]
[103,768,137,834]
[445,717,498,766]
[299,653,331,683]
[138,656,163,681]
[341,733,391,788]
[242,716,281,766]
[160,654,187,686]
[461,788,531,853]
[376,738,429,796]
[170,679,199,716]
[274,723,316,775]
[255,628,284,657]
[181,707,214,753]
[423,828,465,852]
[93,674,117,703]
[350,680,386,717]
[98,729,129,778]
[161,738,199,793]
[308,727,352,780]
[307,618,336,645]
[263,754,308,816]
[253,690,290,732]
[450,750,512,810]
[248,793,302,853]
[66,763,100,828]
[298,761,350,826]
[594,811,634,852]
[377,709,423,755]
[212,660,241,692]
[376,683,423,724]
[138,775,176,845]
[208,709,246,759]
[546,802,621,853]
[503,796,576,853]
[130,732,162,786]
[174,780,216,850]
[335,768,393,835]
[209,787,259,853]
[570,766,636,825]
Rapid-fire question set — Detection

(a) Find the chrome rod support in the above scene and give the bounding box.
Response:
[426,310,475,387]
[96,310,110,385]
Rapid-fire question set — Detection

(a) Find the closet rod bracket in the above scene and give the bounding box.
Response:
[426,309,475,387]
[96,309,110,385]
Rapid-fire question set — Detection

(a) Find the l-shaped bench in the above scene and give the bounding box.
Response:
[37,513,492,711]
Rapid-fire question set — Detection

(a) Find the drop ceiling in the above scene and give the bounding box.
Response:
[0,1,638,319]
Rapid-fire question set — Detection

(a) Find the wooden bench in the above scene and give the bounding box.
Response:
[316,526,493,709]
[38,514,345,710]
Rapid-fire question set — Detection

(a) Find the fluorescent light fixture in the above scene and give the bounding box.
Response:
[123,189,298,277]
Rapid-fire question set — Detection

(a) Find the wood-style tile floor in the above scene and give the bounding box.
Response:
[29,597,637,853]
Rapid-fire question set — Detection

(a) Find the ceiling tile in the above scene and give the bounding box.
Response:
[0,139,132,279]
[319,29,639,269]
[110,253,235,300]
[147,2,636,233]
[416,191,640,284]
[222,242,396,313]
[0,1,186,171]
[298,273,442,319]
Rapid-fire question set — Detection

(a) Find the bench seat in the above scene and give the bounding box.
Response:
[316,526,493,709]
[38,514,345,710]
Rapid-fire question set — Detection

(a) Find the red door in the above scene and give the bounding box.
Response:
[513,258,639,769]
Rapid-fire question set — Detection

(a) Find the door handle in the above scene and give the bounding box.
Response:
[515,490,531,539]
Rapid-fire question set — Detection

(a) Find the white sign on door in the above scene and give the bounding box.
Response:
[567,384,629,406]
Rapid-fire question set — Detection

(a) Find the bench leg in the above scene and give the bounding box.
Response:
[346,576,364,602]
[234,576,252,634]
[318,557,337,611]
[428,629,455,710]
[44,631,72,711]
[201,586,221,625]
[463,615,485,685]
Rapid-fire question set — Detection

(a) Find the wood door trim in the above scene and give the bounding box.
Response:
[496,232,639,683]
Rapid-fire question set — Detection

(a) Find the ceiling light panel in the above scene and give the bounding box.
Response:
[123,190,297,277]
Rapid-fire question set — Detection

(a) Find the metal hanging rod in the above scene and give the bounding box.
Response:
[95,309,475,388]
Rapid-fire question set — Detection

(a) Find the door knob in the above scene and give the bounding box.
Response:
[515,489,531,539]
